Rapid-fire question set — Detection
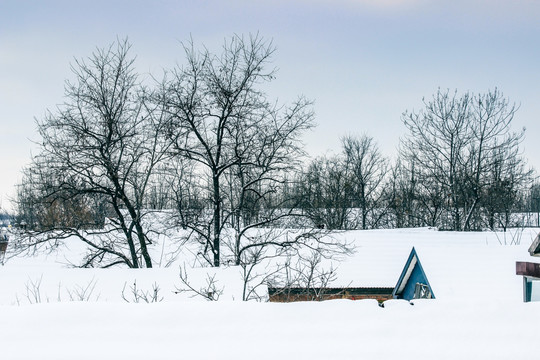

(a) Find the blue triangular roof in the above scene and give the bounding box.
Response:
[392,247,435,300]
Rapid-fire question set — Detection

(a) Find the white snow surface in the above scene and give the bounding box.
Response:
[1,227,540,359]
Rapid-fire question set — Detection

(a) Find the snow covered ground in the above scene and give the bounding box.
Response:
[1,227,539,359]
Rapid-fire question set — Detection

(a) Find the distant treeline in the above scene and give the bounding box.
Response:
[16,89,535,233]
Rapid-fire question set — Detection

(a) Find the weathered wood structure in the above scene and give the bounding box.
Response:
[516,233,540,302]
[529,233,540,257]
[268,287,394,303]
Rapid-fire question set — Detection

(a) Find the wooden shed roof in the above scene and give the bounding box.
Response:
[528,233,540,257]
[516,261,540,279]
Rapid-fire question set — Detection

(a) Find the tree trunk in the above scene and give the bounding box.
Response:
[213,175,221,267]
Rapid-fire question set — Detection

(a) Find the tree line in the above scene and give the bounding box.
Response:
[296,89,534,231]
[15,36,535,269]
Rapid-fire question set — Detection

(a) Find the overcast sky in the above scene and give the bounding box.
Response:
[1,0,540,211]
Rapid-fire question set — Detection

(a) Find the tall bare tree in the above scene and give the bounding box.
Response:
[341,134,388,229]
[161,34,315,266]
[17,39,171,268]
[401,88,531,230]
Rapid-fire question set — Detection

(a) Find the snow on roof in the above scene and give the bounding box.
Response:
[328,227,538,302]
[329,242,410,288]
[411,244,527,301]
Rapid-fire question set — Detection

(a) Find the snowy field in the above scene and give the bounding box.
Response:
[1,228,539,359]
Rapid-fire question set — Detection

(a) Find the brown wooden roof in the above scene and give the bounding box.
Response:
[516,261,540,279]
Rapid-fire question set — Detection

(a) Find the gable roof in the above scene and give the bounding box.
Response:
[327,245,411,288]
[393,247,434,299]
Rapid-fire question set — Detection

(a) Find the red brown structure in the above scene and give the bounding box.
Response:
[516,261,540,279]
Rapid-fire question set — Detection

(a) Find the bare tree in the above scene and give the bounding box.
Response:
[297,155,354,230]
[16,39,172,268]
[401,89,472,230]
[161,34,315,266]
[462,90,532,229]
[341,135,388,229]
[401,88,531,230]
[267,249,339,302]
[296,135,388,230]
[384,159,421,228]
[480,143,532,230]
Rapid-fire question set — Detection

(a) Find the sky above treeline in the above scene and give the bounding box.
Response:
[1,0,539,211]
